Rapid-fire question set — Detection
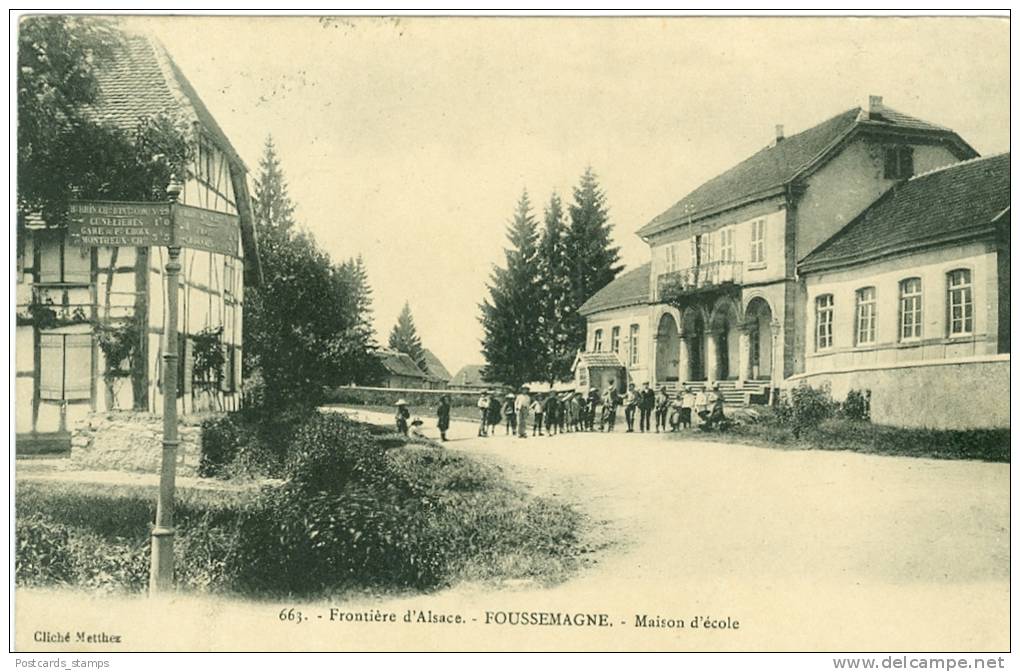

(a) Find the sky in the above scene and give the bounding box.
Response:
[129,15,1010,375]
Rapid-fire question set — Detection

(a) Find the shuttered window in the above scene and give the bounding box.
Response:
[39,236,91,285]
[39,333,92,400]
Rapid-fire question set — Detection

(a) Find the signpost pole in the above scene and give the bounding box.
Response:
[150,178,183,595]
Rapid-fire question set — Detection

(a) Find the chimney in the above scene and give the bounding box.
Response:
[774,124,785,143]
[867,94,883,117]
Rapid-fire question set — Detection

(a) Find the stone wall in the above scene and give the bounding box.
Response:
[70,411,207,476]
[785,355,1009,429]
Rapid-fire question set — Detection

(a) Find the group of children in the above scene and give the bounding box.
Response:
[468,381,727,438]
[393,382,728,440]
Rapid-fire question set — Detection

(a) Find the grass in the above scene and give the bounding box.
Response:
[668,410,1010,463]
[16,412,587,597]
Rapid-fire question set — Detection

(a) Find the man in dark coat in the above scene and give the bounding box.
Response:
[638,381,656,433]
[436,395,451,442]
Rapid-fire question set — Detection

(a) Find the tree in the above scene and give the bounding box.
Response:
[563,167,622,352]
[17,17,193,226]
[335,255,385,384]
[388,302,428,374]
[479,190,545,388]
[244,150,382,407]
[252,135,296,231]
[537,192,575,382]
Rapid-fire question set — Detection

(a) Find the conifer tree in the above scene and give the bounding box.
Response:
[537,192,575,382]
[388,302,429,374]
[563,167,623,352]
[253,135,296,231]
[479,190,545,388]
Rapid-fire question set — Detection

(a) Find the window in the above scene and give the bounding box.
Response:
[815,294,834,350]
[947,269,973,336]
[39,333,92,401]
[750,219,766,264]
[884,146,914,180]
[899,278,923,340]
[718,228,734,262]
[38,235,91,285]
[611,326,621,353]
[593,329,603,352]
[692,234,713,266]
[664,244,678,273]
[629,324,640,366]
[855,287,877,345]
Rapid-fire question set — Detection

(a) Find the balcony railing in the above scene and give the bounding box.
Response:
[655,260,743,301]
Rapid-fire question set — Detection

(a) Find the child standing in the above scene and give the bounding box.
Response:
[502,393,517,435]
[681,385,696,429]
[531,393,545,436]
[395,399,411,436]
[477,390,491,437]
[655,386,670,432]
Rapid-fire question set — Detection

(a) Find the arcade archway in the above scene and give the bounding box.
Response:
[709,298,742,381]
[745,297,774,381]
[680,308,707,381]
[655,312,680,382]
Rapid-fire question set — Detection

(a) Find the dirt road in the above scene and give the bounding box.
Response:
[15,408,1009,651]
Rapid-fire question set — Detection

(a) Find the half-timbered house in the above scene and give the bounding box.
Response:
[15,30,261,450]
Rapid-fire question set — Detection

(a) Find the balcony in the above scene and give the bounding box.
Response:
[655,260,743,301]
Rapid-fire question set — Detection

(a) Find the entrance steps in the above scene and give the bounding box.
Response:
[658,379,773,408]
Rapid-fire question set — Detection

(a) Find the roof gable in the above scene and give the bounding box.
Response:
[86,30,260,285]
[799,153,1010,273]
[638,104,974,238]
[578,263,650,316]
[450,364,491,387]
[376,349,430,379]
[422,349,452,381]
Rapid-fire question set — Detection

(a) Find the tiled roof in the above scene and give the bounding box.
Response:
[574,352,625,369]
[449,364,492,388]
[578,263,651,316]
[799,153,1010,273]
[81,29,260,285]
[88,32,245,169]
[637,104,974,238]
[422,349,452,381]
[376,349,431,379]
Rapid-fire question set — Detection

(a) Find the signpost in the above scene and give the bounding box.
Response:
[70,184,241,595]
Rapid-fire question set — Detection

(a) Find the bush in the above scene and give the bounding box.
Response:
[842,389,871,421]
[787,383,838,438]
[199,405,315,478]
[18,412,585,597]
[15,512,148,592]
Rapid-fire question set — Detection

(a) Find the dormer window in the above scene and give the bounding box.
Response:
[884,146,914,180]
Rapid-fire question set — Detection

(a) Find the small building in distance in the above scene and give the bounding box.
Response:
[449,364,495,390]
[374,348,443,389]
[422,349,452,387]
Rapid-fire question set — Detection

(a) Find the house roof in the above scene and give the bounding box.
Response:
[572,352,625,371]
[449,364,492,388]
[375,349,431,380]
[799,153,1010,273]
[88,32,246,169]
[578,263,651,316]
[86,30,261,285]
[422,349,452,381]
[637,104,976,238]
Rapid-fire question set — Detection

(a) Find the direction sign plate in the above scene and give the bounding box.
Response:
[68,201,173,247]
[172,203,241,257]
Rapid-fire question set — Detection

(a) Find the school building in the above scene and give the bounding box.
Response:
[578,96,1009,428]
